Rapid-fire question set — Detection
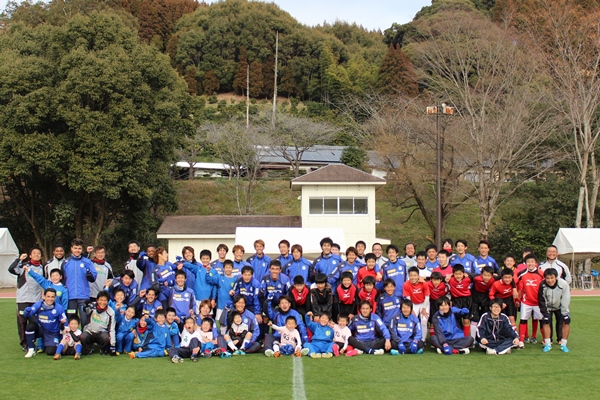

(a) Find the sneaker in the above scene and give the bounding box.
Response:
[301,348,310,356]
[238,350,246,356]
[458,348,470,355]
[310,353,322,358]
[560,345,570,353]
[498,348,512,355]
[171,356,182,363]
[274,351,281,358]
[74,353,81,360]
[486,348,497,355]
[524,337,531,344]
[190,355,198,362]
[115,352,120,356]
[345,349,359,357]
[417,348,424,354]
[221,352,232,358]
[164,349,169,356]
[530,338,538,344]
[322,352,333,359]
[129,352,136,359]
[373,349,385,355]
[233,350,242,356]
[202,350,212,358]
[518,341,525,349]
[212,348,223,357]
[390,349,400,356]
[332,343,339,357]
[356,349,364,355]
[25,349,36,358]
[542,344,552,353]
[265,349,274,357]
[294,349,302,357]
[53,353,61,360]
[436,348,442,354]
[36,348,45,354]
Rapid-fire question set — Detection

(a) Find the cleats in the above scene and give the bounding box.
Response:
[530,338,538,344]
[25,349,36,358]
[560,345,569,353]
[524,337,531,344]
[436,348,443,354]
[417,348,424,354]
[264,349,274,357]
[129,352,136,359]
[373,349,385,355]
[486,348,497,355]
[332,343,339,357]
[190,355,198,362]
[518,341,525,349]
[310,353,322,358]
[202,350,212,358]
[274,351,281,358]
[458,348,470,355]
[345,349,359,357]
[172,356,184,363]
[390,349,399,356]
[322,352,333,359]
[74,353,81,360]
[221,352,232,358]
[53,353,62,360]
[542,344,552,353]
[301,348,310,356]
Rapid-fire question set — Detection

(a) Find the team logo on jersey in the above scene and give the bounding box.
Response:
[413,288,422,294]
[302,266,306,270]
[51,309,57,314]
[332,261,337,265]
[326,331,331,336]
[526,280,538,286]
[80,263,84,268]
[184,293,189,298]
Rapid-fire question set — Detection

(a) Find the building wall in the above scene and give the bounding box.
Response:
[166,238,236,262]
[300,184,381,249]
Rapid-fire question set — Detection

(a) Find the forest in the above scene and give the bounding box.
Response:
[0,0,598,264]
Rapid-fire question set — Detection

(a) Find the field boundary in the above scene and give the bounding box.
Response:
[293,357,307,400]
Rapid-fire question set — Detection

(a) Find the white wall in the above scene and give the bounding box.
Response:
[166,238,236,262]
[300,184,382,250]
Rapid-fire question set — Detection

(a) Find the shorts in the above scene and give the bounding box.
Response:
[452,296,473,319]
[412,302,429,321]
[498,297,516,318]
[520,303,542,320]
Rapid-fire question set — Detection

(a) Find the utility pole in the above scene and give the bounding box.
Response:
[246,63,250,129]
[272,31,278,128]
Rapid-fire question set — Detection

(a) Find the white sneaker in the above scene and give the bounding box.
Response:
[264,349,274,357]
[301,348,310,356]
[436,348,442,354]
[322,352,333,359]
[310,353,322,358]
[486,348,497,355]
[458,348,470,355]
[25,348,36,358]
[356,349,364,355]
[373,349,385,355]
[498,348,511,355]
[518,341,525,349]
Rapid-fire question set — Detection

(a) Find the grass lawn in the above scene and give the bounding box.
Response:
[1,297,599,399]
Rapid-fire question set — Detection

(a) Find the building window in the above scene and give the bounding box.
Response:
[309,197,368,215]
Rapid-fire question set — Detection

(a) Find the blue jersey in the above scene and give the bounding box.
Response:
[27,269,69,310]
[137,298,162,318]
[136,256,156,291]
[166,286,195,320]
[232,260,250,277]
[260,273,291,306]
[210,259,225,276]
[349,313,390,342]
[451,253,479,275]
[154,263,175,287]
[183,261,216,302]
[285,258,312,282]
[247,253,272,281]
[375,293,402,325]
[233,277,262,315]
[168,321,180,347]
[310,253,343,284]
[432,307,467,341]
[206,271,237,309]
[24,301,67,333]
[276,254,293,267]
[145,317,171,351]
[304,314,334,343]
[390,312,422,343]
[379,259,407,296]
[328,260,364,286]
[267,303,308,343]
[425,260,439,272]
[62,255,97,300]
[108,277,139,305]
[475,256,500,275]
[117,315,139,335]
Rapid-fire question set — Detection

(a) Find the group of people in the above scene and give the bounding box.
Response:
[9,236,572,362]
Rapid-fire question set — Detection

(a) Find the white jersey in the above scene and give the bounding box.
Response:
[333,324,352,350]
[62,329,82,347]
[271,325,302,348]
[180,328,203,348]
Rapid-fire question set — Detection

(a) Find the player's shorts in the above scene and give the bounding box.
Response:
[498,297,516,318]
[520,303,542,320]
[412,302,429,320]
[452,296,473,318]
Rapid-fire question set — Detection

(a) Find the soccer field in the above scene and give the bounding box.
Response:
[1,298,599,400]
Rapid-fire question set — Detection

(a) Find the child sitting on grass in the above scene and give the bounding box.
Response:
[303,311,335,358]
[268,316,307,357]
[225,311,252,355]
[169,317,202,363]
[389,299,424,355]
[430,297,473,355]
[130,311,170,359]
[54,315,82,360]
[476,299,518,355]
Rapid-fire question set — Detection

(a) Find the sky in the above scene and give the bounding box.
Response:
[0,0,433,30]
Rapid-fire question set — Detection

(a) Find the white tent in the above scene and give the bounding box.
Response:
[235,227,346,259]
[0,228,20,288]
[552,228,600,261]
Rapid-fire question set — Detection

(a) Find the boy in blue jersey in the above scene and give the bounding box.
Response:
[210,244,229,276]
[430,297,473,354]
[105,270,138,305]
[277,240,293,267]
[231,245,251,277]
[134,287,162,319]
[310,237,343,285]
[425,244,439,271]
[285,244,312,282]
[376,279,401,326]
[377,244,407,295]
[136,245,157,292]
[450,239,479,274]
[304,311,335,358]
[182,249,216,310]
[25,266,69,311]
[233,266,263,325]
[260,260,291,317]
[165,270,195,329]
[116,306,138,354]
[63,238,97,328]
[264,295,309,356]
[476,240,500,277]
[207,259,237,333]
[166,308,181,348]
[347,300,391,356]
[247,239,272,281]
[390,299,424,355]
[130,310,170,359]
[23,288,67,357]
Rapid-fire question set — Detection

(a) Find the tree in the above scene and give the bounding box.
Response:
[203,69,220,95]
[267,115,338,177]
[249,60,264,98]
[410,9,559,239]
[377,44,418,96]
[0,10,191,255]
[340,146,369,171]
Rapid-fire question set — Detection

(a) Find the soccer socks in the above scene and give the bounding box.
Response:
[561,339,568,346]
[532,320,539,339]
[241,339,250,350]
[429,326,435,338]
[544,338,551,345]
[273,343,280,353]
[470,322,477,339]
[519,322,527,342]
[56,344,64,355]
[227,341,237,352]
[463,325,470,337]
[75,344,82,354]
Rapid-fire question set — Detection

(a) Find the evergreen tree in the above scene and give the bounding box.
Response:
[377,44,418,96]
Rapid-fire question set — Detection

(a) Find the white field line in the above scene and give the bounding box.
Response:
[292,356,307,400]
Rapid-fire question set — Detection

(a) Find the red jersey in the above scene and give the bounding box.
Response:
[428,280,448,300]
[356,266,377,289]
[336,283,357,305]
[489,280,515,299]
[357,287,378,312]
[472,275,494,294]
[516,268,544,306]
[448,276,471,298]
[513,263,527,284]
[402,281,430,305]
[291,285,310,306]
[432,265,453,278]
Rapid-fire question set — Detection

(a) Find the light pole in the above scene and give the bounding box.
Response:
[426,103,454,250]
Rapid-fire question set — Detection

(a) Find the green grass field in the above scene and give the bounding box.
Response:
[1,298,599,400]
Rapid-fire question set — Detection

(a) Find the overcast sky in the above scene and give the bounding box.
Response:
[0,0,433,30]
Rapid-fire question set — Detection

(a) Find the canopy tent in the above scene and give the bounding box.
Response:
[0,228,20,288]
[552,228,600,261]
[235,227,346,259]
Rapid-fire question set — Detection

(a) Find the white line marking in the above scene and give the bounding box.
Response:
[293,356,307,400]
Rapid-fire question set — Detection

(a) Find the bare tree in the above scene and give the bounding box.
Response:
[176,131,207,180]
[518,0,600,229]
[409,10,560,239]
[267,114,338,177]
[205,121,266,215]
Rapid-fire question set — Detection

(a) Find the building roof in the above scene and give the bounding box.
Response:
[157,215,302,236]
[258,145,346,165]
[290,164,386,190]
